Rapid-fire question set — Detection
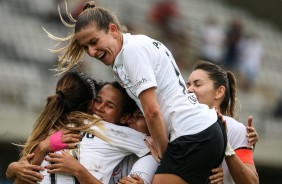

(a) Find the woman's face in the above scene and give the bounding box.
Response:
[75,23,121,66]
[187,69,217,109]
[127,108,149,135]
[92,84,123,124]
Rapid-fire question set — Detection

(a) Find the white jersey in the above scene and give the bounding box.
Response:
[112,33,217,141]
[222,116,249,184]
[109,154,138,184]
[109,154,158,184]
[39,121,149,184]
[129,155,158,184]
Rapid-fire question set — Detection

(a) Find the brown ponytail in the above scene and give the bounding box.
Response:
[193,60,239,117]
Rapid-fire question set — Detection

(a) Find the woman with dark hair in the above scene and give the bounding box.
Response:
[187,60,259,184]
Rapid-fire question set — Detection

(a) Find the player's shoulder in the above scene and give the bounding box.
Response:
[124,34,154,48]
[104,122,146,137]
[224,115,246,132]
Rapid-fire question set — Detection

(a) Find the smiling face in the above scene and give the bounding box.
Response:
[92,84,124,123]
[187,69,219,109]
[75,23,122,66]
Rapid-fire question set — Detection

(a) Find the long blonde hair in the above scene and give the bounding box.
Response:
[44,1,127,75]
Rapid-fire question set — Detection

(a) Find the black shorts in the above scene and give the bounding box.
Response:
[155,119,227,184]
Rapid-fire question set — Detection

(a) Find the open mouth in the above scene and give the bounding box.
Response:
[97,52,106,60]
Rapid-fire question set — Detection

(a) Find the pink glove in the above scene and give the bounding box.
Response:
[50,131,67,151]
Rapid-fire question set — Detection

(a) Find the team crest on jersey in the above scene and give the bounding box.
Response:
[188,93,198,105]
[134,77,147,88]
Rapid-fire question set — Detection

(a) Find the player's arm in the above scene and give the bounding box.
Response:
[31,130,80,165]
[6,135,53,184]
[6,153,44,183]
[225,117,259,184]
[139,87,168,157]
[225,150,258,184]
[45,151,102,184]
[6,130,80,183]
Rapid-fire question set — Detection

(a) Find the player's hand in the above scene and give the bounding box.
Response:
[45,151,80,175]
[39,130,81,152]
[246,116,259,148]
[209,166,224,184]
[144,136,161,163]
[118,174,144,184]
[60,129,81,149]
[216,109,227,133]
[8,153,44,183]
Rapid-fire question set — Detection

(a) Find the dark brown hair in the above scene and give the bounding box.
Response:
[193,60,238,117]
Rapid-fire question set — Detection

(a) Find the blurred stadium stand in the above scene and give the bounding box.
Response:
[0,0,281,183]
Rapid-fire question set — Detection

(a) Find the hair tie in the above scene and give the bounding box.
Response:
[83,1,96,11]
[56,90,65,99]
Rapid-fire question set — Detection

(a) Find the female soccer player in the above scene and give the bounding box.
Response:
[187,60,259,183]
